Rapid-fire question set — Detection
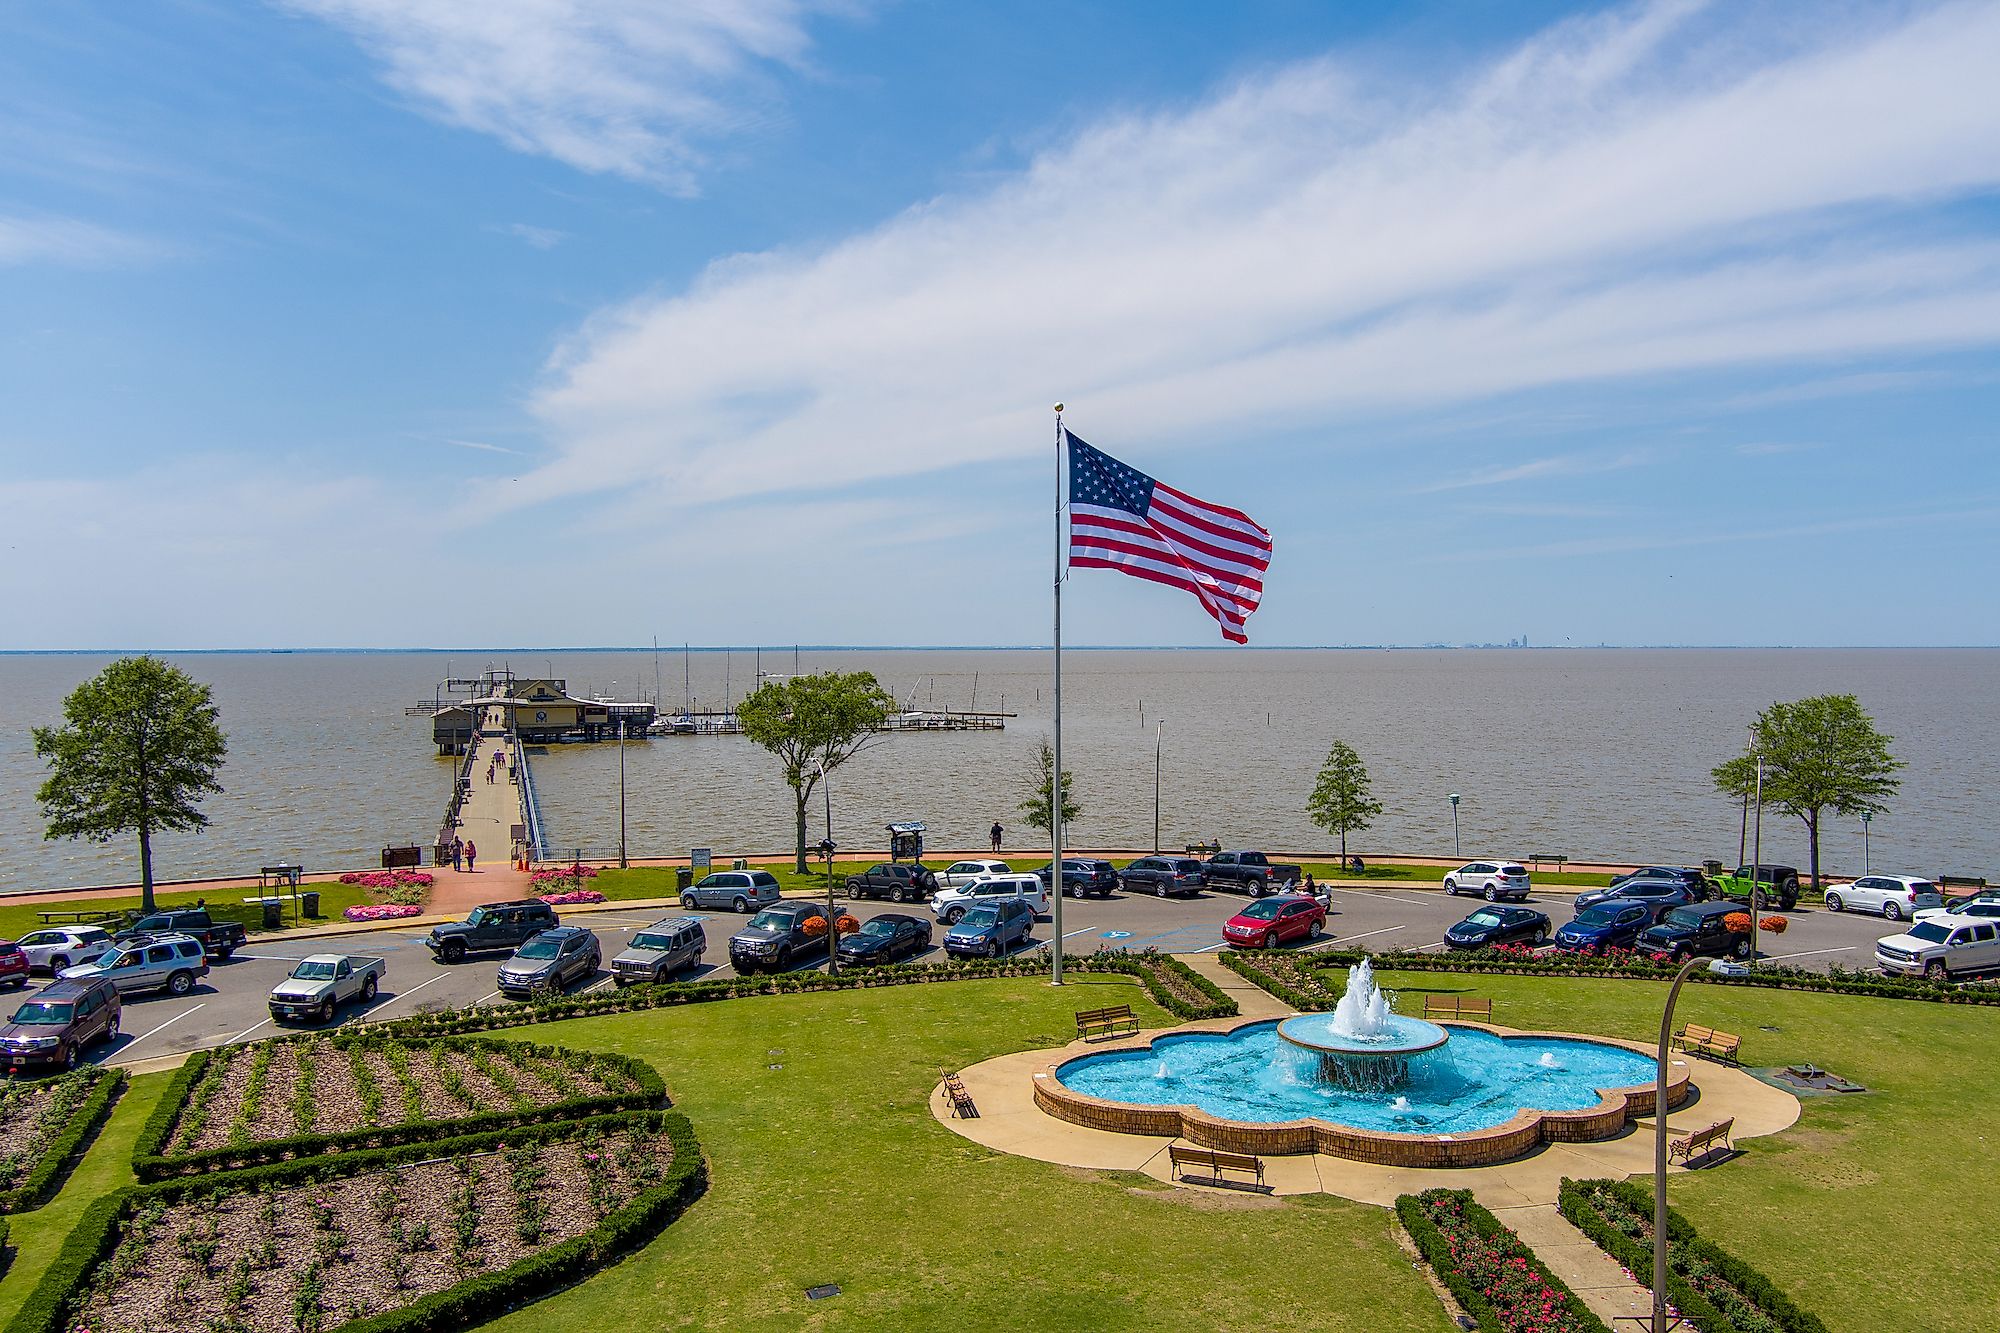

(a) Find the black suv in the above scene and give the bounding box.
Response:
[1638,901,1753,961]
[0,978,120,1074]
[1573,880,1703,915]
[1119,857,1207,898]
[115,909,247,961]
[1035,859,1120,899]
[729,901,834,975]
[1608,867,1712,896]
[844,863,938,903]
[425,900,561,963]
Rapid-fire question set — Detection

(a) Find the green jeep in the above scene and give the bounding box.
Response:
[1711,864,1801,910]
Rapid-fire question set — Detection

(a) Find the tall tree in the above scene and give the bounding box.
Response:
[1019,738,1080,836]
[1711,694,1902,893]
[737,671,894,873]
[1306,740,1384,865]
[34,656,228,913]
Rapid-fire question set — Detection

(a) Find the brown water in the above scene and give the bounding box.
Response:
[0,649,1993,891]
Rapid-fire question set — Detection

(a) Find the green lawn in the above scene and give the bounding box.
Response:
[0,882,376,945]
[1388,971,2000,1333]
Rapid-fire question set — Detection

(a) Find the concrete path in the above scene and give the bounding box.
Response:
[1493,1203,1655,1328]
[1178,952,1296,1018]
[432,721,535,913]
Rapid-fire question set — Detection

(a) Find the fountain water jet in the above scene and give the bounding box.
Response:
[1274,959,1450,1092]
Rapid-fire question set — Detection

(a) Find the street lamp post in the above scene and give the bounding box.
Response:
[1652,953,1704,1333]
[1448,793,1461,859]
[617,719,628,869]
[817,837,839,976]
[1861,810,1872,874]
[1749,754,1764,968]
[1153,721,1164,854]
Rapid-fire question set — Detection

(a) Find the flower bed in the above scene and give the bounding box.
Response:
[537,889,606,906]
[132,1036,662,1181]
[11,1110,704,1333]
[1217,949,1338,1009]
[1396,1189,1610,1333]
[338,869,433,907]
[529,864,601,895]
[1559,1178,1827,1333]
[0,1068,124,1213]
[343,903,424,922]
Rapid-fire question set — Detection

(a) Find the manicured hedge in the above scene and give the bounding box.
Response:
[131,1036,665,1180]
[1396,1188,1610,1333]
[0,1067,125,1214]
[1216,950,1337,1010]
[1559,1178,1827,1333]
[5,1110,705,1333]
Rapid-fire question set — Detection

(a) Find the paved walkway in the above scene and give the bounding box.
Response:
[1178,952,1295,1018]
[1495,1202,1654,1327]
[431,720,536,914]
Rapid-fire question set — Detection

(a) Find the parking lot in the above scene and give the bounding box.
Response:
[24,880,1925,1071]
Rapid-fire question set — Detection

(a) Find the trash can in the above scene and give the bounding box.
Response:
[676,867,694,892]
[301,890,320,918]
[261,899,283,929]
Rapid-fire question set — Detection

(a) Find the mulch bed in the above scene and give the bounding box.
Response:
[0,1072,99,1192]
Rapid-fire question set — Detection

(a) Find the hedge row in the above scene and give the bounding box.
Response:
[1395,1189,1610,1333]
[375,950,1234,1040]
[0,1067,125,1214]
[1215,950,1337,1011]
[1558,1178,1827,1333]
[130,1035,666,1180]
[4,1109,705,1333]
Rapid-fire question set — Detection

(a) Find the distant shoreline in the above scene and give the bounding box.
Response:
[3,644,1995,656]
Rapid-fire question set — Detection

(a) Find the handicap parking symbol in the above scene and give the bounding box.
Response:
[1100,930,1133,940]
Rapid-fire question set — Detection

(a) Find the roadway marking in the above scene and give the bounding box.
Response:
[225,1018,272,1045]
[1059,927,1096,940]
[1320,885,1439,907]
[476,990,502,1006]
[365,972,449,1012]
[579,976,614,994]
[1765,945,1857,961]
[1318,925,1405,949]
[123,1002,206,1051]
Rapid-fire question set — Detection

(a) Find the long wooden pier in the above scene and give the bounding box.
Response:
[438,704,548,863]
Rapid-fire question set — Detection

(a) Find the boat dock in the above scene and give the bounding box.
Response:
[649,707,1012,736]
[410,669,656,753]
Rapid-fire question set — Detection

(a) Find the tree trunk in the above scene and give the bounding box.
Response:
[1805,808,1821,894]
[794,792,809,875]
[138,825,156,915]
[1339,829,1347,865]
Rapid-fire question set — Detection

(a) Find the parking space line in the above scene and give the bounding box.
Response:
[366,972,448,1012]
[579,976,614,994]
[1766,945,1856,961]
[1320,885,1438,907]
[1059,927,1096,940]
[226,1017,272,1045]
[123,1002,205,1051]
[1324,925,1405,948]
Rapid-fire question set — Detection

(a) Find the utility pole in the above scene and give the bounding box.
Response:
[617,718,628,869]
[1749,754,1764,967]
[1153,721,1164,854]
[1449,793,1462,859]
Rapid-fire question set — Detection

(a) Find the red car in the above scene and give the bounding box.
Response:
[0,942,29,989]
[1222,895,1326,949]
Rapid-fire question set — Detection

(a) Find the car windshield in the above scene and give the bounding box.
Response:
[857,919,896,937]
[961,907,1000,928]
[10,1002,73,1025]
[746,911,789,931]
[1907,922,1952,943]
[290,961,337,980]
[1238,900,1284,921]
[99,950,136,968]
[1574,905,1625,926]
[1464,911,1504,928]
[631,933,676,951]
[1664,908,1704,928]
[465,907,491,926]
[515,937,561,960]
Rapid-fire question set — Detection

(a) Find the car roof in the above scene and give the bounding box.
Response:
[35,978,109,1000]
[535,925,591,940]
[113,932,202,947]
[480,899,552,910]
[1668,901,1740,918]
[641,917,703,933]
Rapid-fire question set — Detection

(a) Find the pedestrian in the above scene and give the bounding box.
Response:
[990,822,1004,854]
[465,839,477,872]
[1303,872,1315,895]
[451,836,464,871]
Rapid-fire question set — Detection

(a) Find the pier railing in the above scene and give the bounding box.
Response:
[513,736,551,862]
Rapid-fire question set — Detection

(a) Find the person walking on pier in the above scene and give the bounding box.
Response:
[464,839,477,873]
[450,836,464,871]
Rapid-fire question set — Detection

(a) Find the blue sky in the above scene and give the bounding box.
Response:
[2,0,1996,649]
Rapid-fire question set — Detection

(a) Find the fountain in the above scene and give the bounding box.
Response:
[1273,960,1449,1091]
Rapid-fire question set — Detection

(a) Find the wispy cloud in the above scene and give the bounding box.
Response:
[281,0,862,191]
[1429,502,2000,563]
[1415,449,1650,493]
[505,2,2000,513]
[0,214,156,266]
[490,222,565,250]
[441,437,523,455]
[1734,440,1819,456]
[1720,369,1963,408]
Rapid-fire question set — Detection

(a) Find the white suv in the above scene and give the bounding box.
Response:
[1876,913,2000,980]
[935,859,1012,890]
[1442,862,1532,902]
[930,874,1050,925]
[1825,875,1942,921]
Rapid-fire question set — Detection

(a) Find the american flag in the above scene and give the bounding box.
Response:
[1066,429,1273,643]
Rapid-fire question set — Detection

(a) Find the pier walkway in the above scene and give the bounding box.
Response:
[432,708,537,914]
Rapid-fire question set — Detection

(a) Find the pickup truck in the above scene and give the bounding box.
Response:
[115,908,247,961]
[1202,850,1305,897]
[268,954,386,1024]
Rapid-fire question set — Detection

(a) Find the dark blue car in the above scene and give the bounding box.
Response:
[1552,900,1654,952]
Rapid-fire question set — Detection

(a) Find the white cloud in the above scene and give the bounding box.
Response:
[282,0,857,190]
[0,214,155,266]
[512,1,2000,512]
[1416,449,1651,492]
[491,222,566,249]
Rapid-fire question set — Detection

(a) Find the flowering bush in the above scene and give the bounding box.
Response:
[531,864,602,895]
[339,869,434,890]
[1401,1189,1611,1333]
[1759,914,1789,934]
[344,903,424,922]
[538,889,607,906]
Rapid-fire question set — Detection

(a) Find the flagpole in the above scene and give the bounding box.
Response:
[1051,402,1066,985]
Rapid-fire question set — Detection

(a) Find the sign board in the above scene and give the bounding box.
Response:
[691,847,712,870]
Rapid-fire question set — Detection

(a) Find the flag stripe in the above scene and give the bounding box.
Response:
[1068,526,1266,603]
[1149,487,1272,550]
[1070,545,1262,613]
[1070,557,1250,641]
[1131,501,1273,565]
[1070,506,1269,587]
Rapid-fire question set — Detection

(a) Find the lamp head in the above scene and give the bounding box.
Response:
[1449,793,1461,805]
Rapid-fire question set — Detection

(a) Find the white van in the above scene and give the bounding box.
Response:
[930,874,1051,925]
[1876,913,2000,979]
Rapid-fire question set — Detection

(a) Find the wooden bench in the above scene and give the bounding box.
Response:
[1169,1144,1265,1187]
[1669,1117,1735,1165]
[1670,1023,1742,1064]
[259,864,303,889]
[35,908,118,925]
[1075,1005,1141,1040]
[942,1072,978,1119]
[1421,996,1493,1022]
[1185,841,1221,857]
[1529,853,1568,871]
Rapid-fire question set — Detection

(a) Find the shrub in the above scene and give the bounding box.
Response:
[0,1068,124,1213]
[1396,1188,1610,1333]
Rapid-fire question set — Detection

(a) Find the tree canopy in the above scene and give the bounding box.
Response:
[1306,740,1384,864]
[34,656,228,912]
[1019,738,1080,837]
[737,671,894,872]
[1711,693,1902,891]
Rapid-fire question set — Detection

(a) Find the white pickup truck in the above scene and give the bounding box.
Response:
[268,954,386,1024]
[1875,913,2000,980]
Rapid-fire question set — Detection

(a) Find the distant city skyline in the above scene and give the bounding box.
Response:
[2,2,1996,649]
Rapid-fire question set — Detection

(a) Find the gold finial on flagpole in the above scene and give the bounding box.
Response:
[1052,402,1064,413]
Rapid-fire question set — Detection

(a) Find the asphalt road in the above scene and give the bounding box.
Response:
[28,883,1914,1071]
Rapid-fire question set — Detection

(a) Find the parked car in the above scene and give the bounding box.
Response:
[1445,906,1552,950]
[1712,864,1801,910]
[60,934,208,997]
[838,912,932,966]
[1919,898,2000,926]
[114,908,246,962]
[943,899,1037,958]
[497,926,601,998]
[1876,913,2000,979]
[1552,901,1654,953]
[1825,875,1943,922]
[0,978,119,1074]
[14,927,114,974]
[930,874,1051,925]
[424,900,560,963]
[1573,880,1702,916]
[609,917,706,986]
[730,901,837,975]
[1609,866,1712,895]
[1203,850,1304,897]
[1637,901,1753,961]
[1221,894,1327,949]
[935,859,1012,889]
[681,869,784,913]
[268,954,386,1024]
[1033,859,1120,899]
[1441,862,1532,901]
[844,863,939,903]
[1118,856,1208,898]
[0,942,28,990]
